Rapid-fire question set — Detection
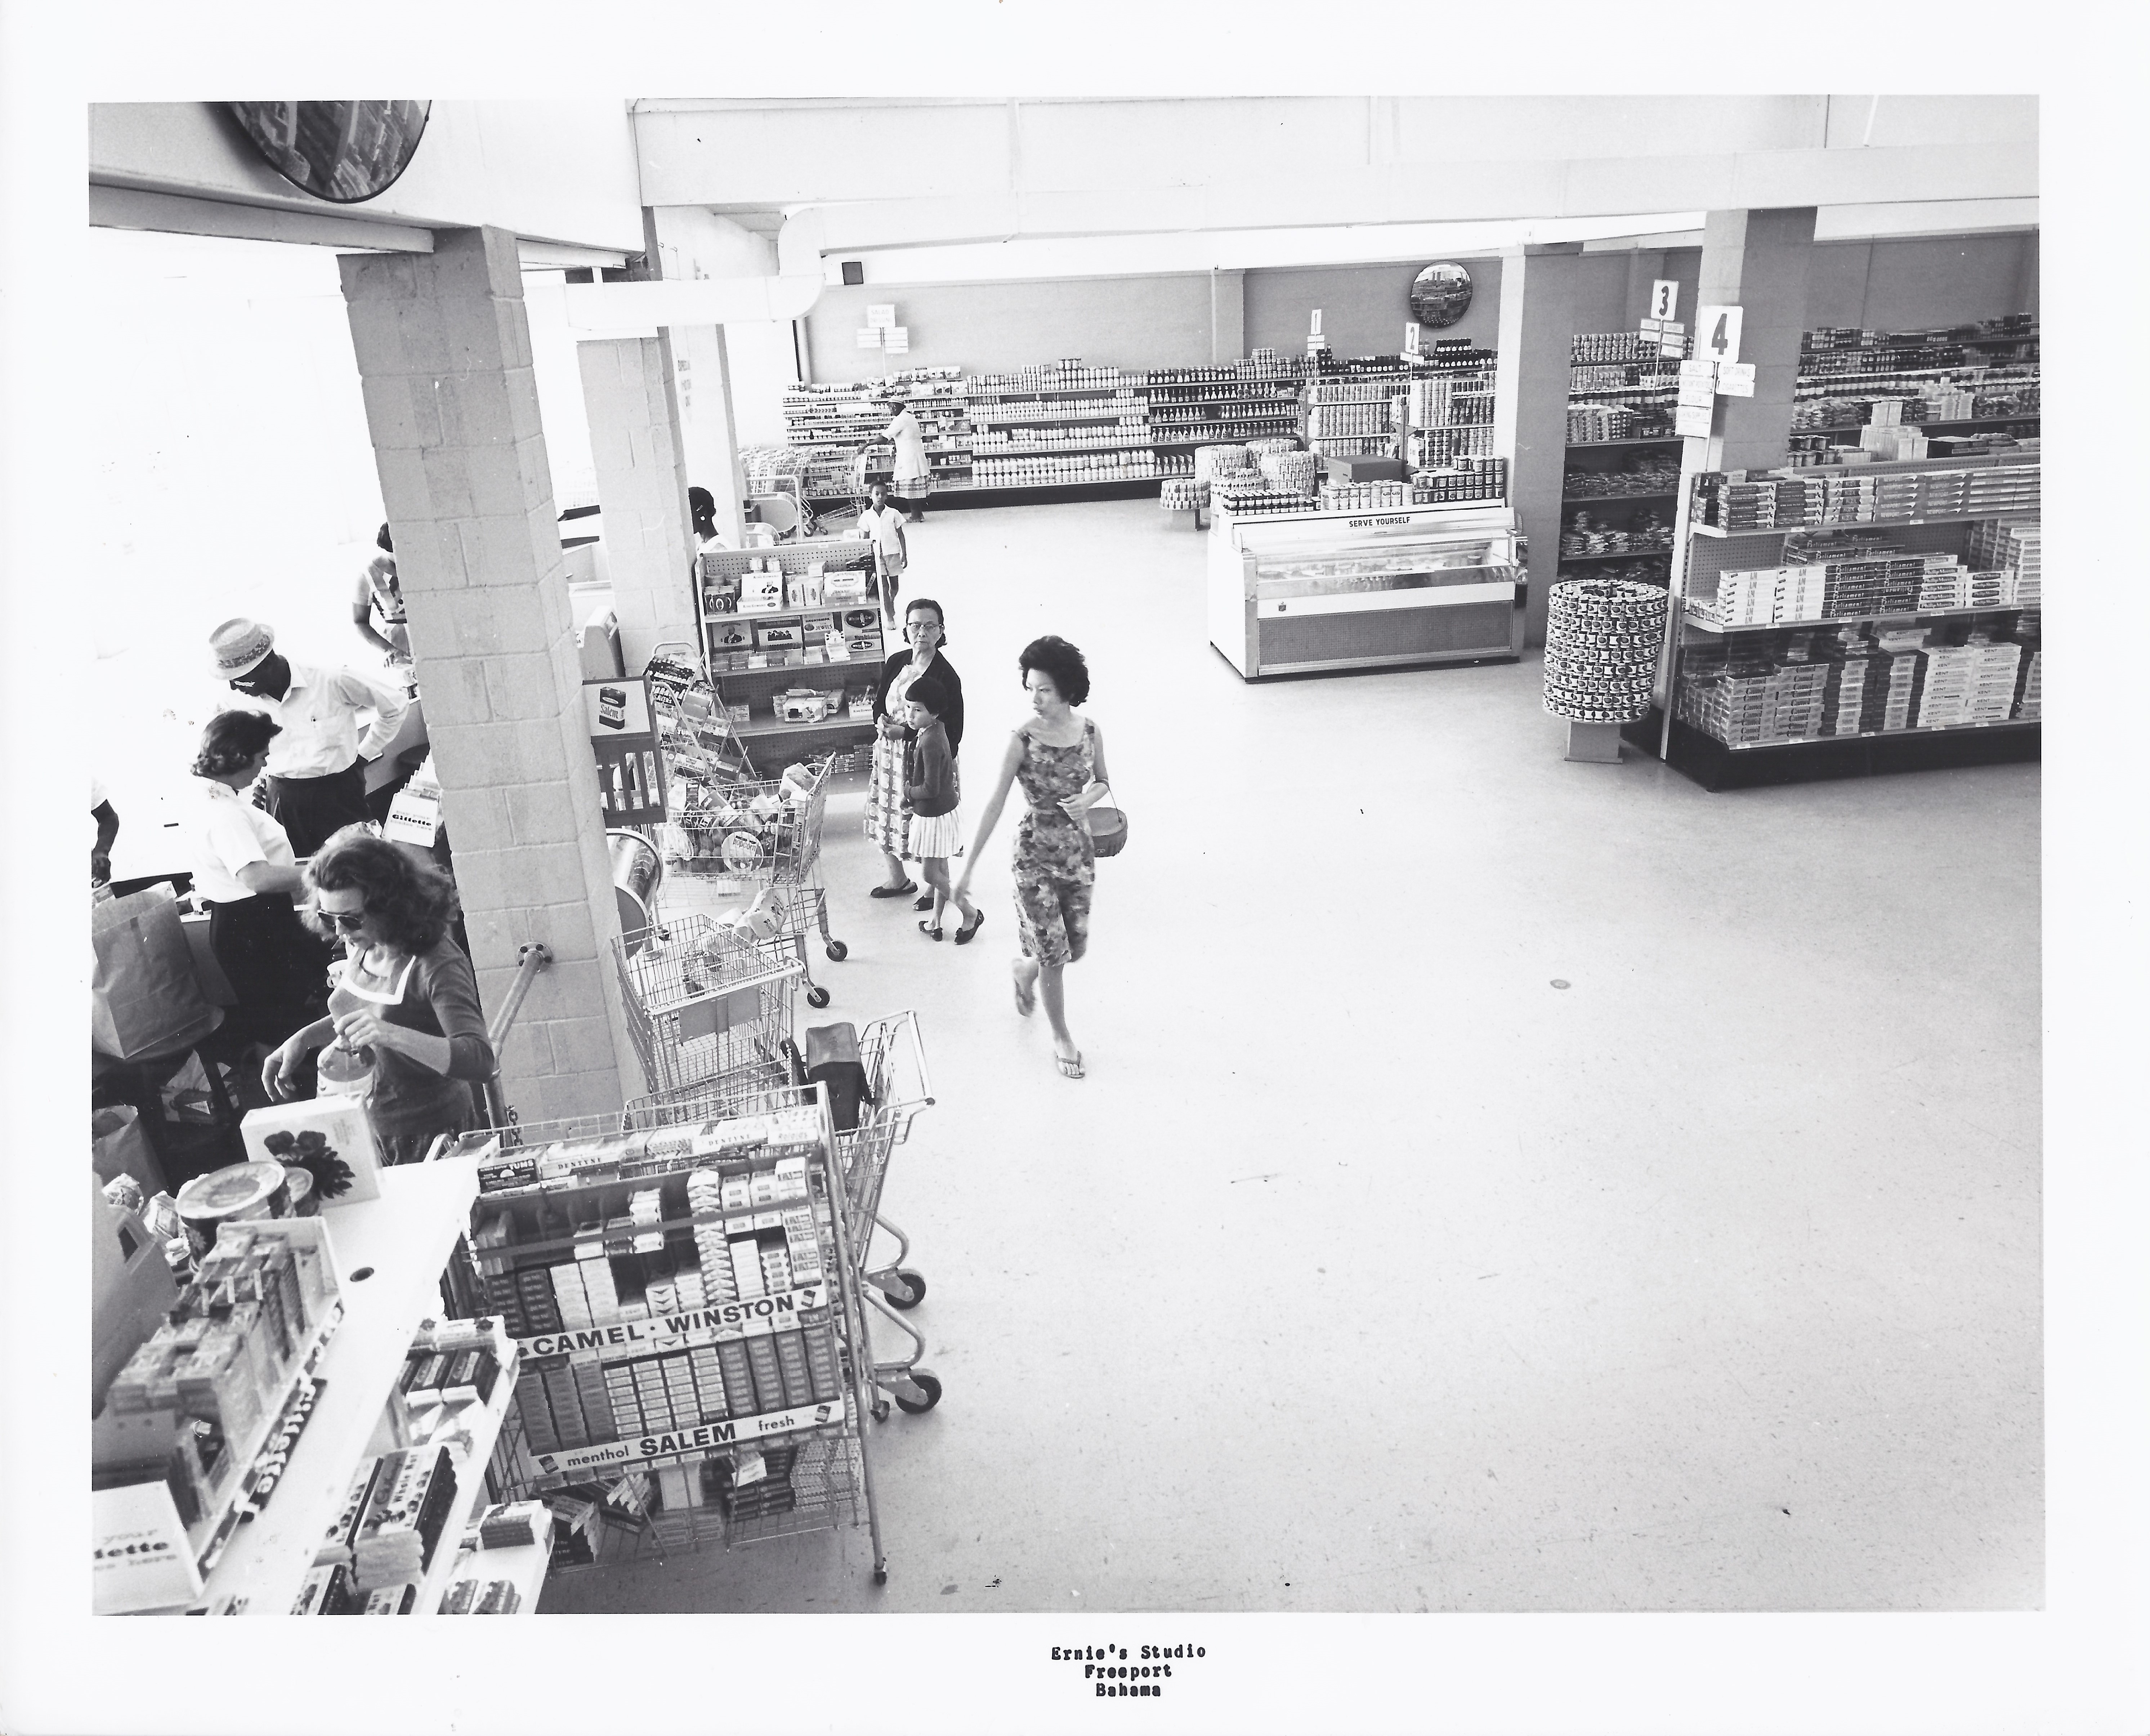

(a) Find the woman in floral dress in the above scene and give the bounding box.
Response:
[950,636,1111,1080]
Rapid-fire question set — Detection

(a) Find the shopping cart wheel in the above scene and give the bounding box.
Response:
[825,940,848,961]
[882,1270,926,1310]
[894,1371,942,1415]
[806,985,831,1009]
[871,1396,891,1423]
[873,1568,888,1586]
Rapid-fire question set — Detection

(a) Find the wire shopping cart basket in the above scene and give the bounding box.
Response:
[610,912,804,1095]
[658,754,848,1008]
[624,1010,941,1420]
[436,1083,891,1580]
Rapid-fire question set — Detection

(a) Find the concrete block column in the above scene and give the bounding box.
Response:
[1692,207,1815,473]
[670,323,748,547]
[576,334,699,673]
[339,226,641,1124]
[1495,241,1586,650]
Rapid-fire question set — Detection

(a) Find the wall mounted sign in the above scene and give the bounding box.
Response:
[226,101,431,204]
[1408,263,1474,329]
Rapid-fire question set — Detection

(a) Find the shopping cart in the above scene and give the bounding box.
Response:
[435,1084,890,1580]
[624,1010,941,1420]
[658,755,848,1009]
[610,912,804,1095]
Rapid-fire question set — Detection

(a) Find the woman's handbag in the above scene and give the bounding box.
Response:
[1084,781,1128,859]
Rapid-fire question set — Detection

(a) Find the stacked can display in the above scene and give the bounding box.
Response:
[1542,579,1669,723]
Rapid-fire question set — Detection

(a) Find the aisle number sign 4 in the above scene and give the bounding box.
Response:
[1694,304,1744,365]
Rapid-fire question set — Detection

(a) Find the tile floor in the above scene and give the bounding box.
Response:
[537,497,2041,1614]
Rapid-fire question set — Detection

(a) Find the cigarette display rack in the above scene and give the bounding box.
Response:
[442,1083,893,1582]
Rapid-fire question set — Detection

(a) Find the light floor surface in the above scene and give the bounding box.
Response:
[537,498,2041,1615]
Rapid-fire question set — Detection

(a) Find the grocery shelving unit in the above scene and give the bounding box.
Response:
[1790,318,2039,463]
[1560,333,1685,593]
[152,1159,490,1614]
[786,358,1323,510]
[696,540,886,767]
[1654,451,2041,789]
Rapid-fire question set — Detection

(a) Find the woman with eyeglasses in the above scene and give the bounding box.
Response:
[186,709,334,1049]
[864,597,966,907]
[261,827,494,1164]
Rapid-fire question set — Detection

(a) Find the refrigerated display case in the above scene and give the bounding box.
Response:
[1206,501,1523,679]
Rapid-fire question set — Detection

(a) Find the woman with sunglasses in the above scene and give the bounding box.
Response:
[864,596,965,904]
[261,827,493,1164]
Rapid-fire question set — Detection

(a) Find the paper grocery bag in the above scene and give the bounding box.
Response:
[91,1105,167,1197]
[90,883,222,1061]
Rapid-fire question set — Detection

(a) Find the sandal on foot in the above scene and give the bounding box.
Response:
[918,919,943,941]
[1054,1048,1085,1080]
[1013,968,1036,1017]
[870,880,919,899]
[953,909,985,945]
[913,892,936,911]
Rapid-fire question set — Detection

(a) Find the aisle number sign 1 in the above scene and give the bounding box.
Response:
[1693,304,1744,365]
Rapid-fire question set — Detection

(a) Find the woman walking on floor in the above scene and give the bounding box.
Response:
[864,597,965,902]
[950,636,1111,1080]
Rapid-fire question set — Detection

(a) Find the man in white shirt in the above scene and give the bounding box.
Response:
[884,399,931,523]
[853,482,909,615]
[209,617,409,854]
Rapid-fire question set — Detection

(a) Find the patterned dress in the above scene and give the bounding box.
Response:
[864,660,925,856]
[1011,718,1099,967]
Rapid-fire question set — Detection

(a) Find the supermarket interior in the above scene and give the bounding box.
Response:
[16,64,2146,1736]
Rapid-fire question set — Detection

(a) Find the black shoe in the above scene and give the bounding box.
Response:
[870,880,918,899]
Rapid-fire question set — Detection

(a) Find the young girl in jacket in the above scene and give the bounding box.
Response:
[902,675,982,942]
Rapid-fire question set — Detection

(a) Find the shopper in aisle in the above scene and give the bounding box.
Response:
[184,710,335,1049]
[351,523,410,664]
[854,481,909,615]
[261,827,493,1164]
[210,617,408,855]
[90,776,119,888]
[884,397,931,522]
[689,485,731,554]
[901,673,980,942]
[950,635,1110,1080]
[865,597,965,902]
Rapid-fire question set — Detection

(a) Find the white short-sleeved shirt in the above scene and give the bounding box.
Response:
[885,410,929,482]
[855,504,905,567]
[189,777,297,903]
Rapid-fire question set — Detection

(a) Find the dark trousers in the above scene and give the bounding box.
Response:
[207,895,334,1049]
[265,761,370,855]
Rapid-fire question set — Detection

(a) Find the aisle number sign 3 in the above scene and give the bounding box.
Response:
[1649,279,1679,322]
[1694,304,1744,366]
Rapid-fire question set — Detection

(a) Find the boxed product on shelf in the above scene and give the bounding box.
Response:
[240,1099,382,1207]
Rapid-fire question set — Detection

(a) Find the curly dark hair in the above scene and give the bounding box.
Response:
[192,709,282,780]
[1018,635,1090,706]
[304,827,459,954]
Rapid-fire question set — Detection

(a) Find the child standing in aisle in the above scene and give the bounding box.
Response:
[901,675,980,942]
[854,481,909,617]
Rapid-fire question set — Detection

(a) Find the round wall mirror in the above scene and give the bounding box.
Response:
[1409,262,1474,329]
[227,101,432,204]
